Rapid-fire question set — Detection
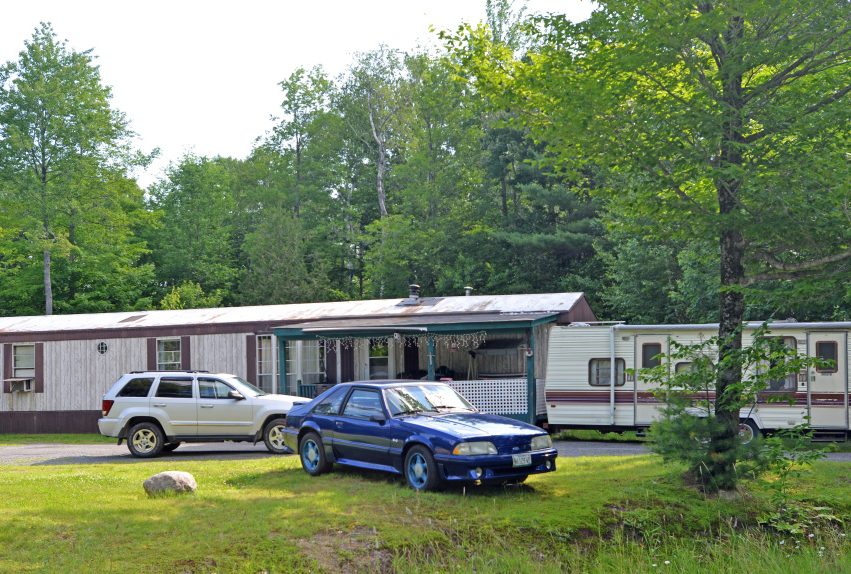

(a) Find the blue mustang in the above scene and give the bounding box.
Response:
[283,380,558,491]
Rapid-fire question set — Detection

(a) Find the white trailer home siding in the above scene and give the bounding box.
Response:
[1,291,596,433]
[545,323,850,436]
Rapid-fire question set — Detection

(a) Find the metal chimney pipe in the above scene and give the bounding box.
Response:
[409,284,421,299]
[464,286,474,296]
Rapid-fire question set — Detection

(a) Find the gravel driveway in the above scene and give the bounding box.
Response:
[1,440,848,466]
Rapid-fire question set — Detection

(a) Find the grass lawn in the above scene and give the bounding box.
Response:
[0,433,114,446]
[0,454,848,573]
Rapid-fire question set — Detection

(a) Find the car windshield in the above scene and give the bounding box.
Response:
[384,384,475,416]
[229,376,267,396]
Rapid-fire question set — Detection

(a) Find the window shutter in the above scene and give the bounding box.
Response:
[2,344,11,393]
[34,343,44,393]
[246,335,257,384]
[181,336,191,370]
[146,338,157,370]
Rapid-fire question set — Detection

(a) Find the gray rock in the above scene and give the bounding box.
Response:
[143,471,197,496]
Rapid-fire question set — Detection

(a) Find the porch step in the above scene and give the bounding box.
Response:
[812,431,848,442]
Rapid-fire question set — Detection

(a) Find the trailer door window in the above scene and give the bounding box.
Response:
[816,341,838,373]
[641,343,662,369]
[589,358,625,386]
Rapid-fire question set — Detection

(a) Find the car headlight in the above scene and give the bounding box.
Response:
[452,441,497,456]
[531,434,553,451]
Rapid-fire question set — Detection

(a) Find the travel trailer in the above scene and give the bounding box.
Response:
[544,322,850,440]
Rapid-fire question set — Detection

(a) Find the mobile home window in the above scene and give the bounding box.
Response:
[156,338,181,371]
[641,343,662,369]
[12,344,35,378]
[369,339,389,380]
[816,341,838,373]
[257,335,276,393]
[675,362,693,374]
[588,358,626,387]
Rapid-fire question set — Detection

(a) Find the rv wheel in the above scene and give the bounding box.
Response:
[738,420,760,445]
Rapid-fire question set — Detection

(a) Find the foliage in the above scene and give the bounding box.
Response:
[0,23,152,315]
[159,281,224,310]
[644,325,826,491]
[447,0,851,489]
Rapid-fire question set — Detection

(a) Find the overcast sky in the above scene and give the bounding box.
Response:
[1,1,593,187]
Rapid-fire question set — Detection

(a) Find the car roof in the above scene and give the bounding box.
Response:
[338,380,442,389]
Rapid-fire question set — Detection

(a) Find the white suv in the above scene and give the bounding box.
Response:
[98,371,307,458]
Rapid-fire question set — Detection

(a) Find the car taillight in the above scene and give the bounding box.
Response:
[102,399,114,417]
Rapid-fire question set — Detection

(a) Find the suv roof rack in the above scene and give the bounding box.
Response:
[129,370,210,374]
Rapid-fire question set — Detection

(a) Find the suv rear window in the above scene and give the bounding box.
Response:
[117,377,155,397]
[155,377,194,398]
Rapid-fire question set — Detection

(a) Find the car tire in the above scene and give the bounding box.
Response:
[162,442,181,452]
[263,417,290,454]
[127,422,165,458]
[299,431,331,476]
[738,419,760,445]
[404,445,441,491]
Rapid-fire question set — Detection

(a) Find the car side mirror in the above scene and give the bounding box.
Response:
[369,414,386,424]
[228,390,245,400]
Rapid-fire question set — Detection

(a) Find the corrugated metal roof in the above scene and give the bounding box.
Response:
[0,293,584,334]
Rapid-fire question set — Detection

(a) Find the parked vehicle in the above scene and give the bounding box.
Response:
[98,371,307,457]
[283,380,558,491]
[545,322,851,442]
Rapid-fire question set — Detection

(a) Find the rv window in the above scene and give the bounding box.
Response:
[641,343,662,369]
[765,337,797,391]
[816,341,838,373]
[675,362,693,374]
[588,358,625,386]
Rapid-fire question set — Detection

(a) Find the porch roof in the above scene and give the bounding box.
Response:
[273,312,558,339]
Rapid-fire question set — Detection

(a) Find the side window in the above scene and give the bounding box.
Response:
[313,387,348,415]
[117,378,155,398]
[588,358,626,387]
[155,377,194,398]
[765,336,797,391]
[198,378,235,399]
[12,344,35,378]
[642,343,662,369]
[674,362,693,374]
[816,341,838,373]
[342,389,384,419]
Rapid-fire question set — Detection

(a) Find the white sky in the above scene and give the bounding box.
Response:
[0,1,593,187]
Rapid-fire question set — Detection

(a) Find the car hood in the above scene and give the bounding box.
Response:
[253,393,309,405]
[398,412,544,439]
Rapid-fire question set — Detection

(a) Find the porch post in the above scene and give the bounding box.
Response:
[526,328,536,424]
[427,336,436,381]
[278,336,287,394]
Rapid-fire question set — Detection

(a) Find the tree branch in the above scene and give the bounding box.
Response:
[745,249,851,285]
[742,83,851,144]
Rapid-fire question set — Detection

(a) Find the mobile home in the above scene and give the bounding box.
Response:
[544,322,850,439]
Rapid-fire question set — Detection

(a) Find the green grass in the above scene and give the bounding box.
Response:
[0,454,848,573]
[0,433,114,446]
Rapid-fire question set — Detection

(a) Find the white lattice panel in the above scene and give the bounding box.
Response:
[447,378,528,415]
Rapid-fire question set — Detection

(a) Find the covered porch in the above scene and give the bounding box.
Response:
[273,313,556,423]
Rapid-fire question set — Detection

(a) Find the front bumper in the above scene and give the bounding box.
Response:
[283,428,300,452]
[434,448,558,482]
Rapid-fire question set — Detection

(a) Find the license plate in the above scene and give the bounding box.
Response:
[512,453,532,467]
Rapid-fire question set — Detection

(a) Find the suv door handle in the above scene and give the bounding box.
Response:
[200,405,214,408]
[335,421,343,427]
[153,403,166,407]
